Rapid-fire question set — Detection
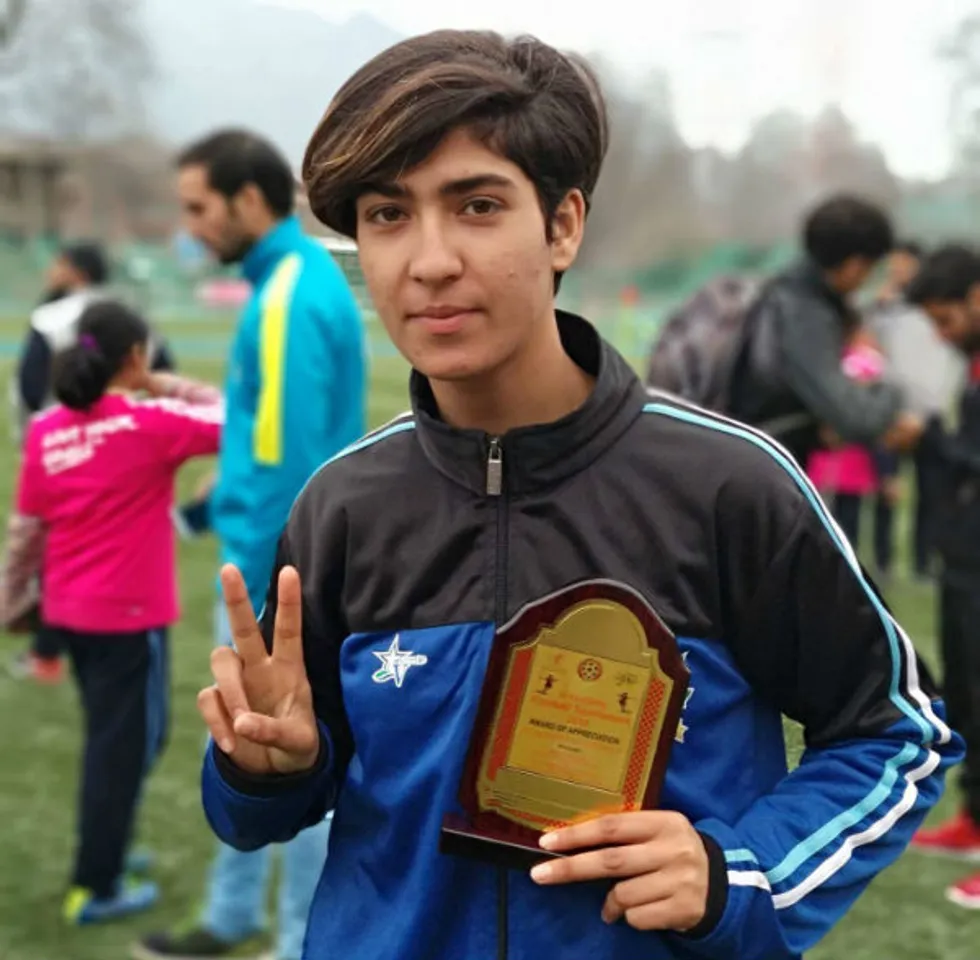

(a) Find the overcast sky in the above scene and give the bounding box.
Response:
[270,0,976,181]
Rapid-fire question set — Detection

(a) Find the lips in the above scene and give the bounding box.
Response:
[407,306,478,335]
[408,305,474,320]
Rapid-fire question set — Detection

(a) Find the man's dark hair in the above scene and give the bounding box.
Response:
[302,30,609,247]
[177,129,295,218]
[60,241,109,285]
[907,244,980,305]
[802,195,894,270]
[894,239,924,259]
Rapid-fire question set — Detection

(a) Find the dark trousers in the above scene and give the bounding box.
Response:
[940,582,980,823]
[872,495,893,573]
[913,444,943,576]
[868,446,941,577]
[60,627,170,897]
[833,493,862,547]
[31,621,63,660]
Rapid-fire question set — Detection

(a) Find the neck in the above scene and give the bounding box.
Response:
[255,215,280,242]
[106,373,135,395]
[429,313,594,436]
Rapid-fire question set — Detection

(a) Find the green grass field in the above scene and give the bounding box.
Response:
[0,318,978,960]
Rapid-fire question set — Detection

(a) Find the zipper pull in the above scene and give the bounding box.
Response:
[486,437,503,496]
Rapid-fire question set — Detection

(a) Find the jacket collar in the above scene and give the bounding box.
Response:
[242,215,304,286]
[410,311,647,496]
[784,257,851,318]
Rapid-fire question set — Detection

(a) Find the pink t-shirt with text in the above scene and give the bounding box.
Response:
[16,388,222,634]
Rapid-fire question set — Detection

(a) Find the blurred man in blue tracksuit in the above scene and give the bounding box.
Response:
[135,129,366,960]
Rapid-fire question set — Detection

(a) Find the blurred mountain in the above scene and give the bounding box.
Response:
[143,0,402,163]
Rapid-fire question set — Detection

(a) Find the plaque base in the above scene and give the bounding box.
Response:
[439,813,562,872]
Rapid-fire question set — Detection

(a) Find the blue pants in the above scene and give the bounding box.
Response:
[203,603,331,960]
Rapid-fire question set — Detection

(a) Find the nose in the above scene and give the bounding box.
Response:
[407,216,463,286]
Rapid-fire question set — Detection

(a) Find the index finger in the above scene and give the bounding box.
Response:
[270,565,304,665]
[220,564,267,664]
[540,812,672,853]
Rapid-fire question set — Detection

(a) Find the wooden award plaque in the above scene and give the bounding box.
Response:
[440,580,689,870]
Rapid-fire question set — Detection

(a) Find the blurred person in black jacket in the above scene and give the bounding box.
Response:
[13,243,177,430]
[730,195,923,465]
[906,245,980,906]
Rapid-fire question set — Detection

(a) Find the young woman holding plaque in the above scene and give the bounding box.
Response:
[193,31,963,960]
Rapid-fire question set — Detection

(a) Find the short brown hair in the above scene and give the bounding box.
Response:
[302,30,609,239]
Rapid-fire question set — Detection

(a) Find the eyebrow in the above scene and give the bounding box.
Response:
[362,173,517,200]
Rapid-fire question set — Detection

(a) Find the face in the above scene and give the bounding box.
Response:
[177,164,255,265]
[354,129,585,382]
[923,300,973,350]
[46,254,86,292]
[888,251,920,290]
[832,256,877,296]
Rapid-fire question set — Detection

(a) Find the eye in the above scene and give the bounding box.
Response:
[462,197,501,217]
[366,205,407,225]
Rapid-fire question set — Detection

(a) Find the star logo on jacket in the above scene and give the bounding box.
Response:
[371,634,429,688]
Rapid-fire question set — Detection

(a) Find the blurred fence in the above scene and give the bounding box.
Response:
[0,236,805,365]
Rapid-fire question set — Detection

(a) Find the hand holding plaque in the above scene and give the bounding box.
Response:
[440,580,689,870]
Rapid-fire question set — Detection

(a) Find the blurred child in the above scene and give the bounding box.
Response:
[0,300,223,925]
[807,326,888,546]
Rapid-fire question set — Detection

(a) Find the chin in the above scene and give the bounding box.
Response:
[409,345,498,383]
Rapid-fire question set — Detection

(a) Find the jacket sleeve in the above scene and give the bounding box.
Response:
[252,263,367,474]
[921,415,980,477]
[773,290,903,443]
[677,453,963,959]
[150,333,178,373]
[17,328,51,415]
[201,491,354,851]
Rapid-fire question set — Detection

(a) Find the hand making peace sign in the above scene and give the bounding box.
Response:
[197,564,320,776]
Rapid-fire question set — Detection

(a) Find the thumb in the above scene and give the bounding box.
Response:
[233,711,318,763]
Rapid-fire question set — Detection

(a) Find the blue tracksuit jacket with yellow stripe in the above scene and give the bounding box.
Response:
[210,215,366,611]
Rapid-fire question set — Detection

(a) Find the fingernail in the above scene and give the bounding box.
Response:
[530,863,553,883]
[601,909,613,924]
[219,738,234,753]
[539,833,558,850]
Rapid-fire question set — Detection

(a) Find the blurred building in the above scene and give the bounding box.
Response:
[0,137,65,241]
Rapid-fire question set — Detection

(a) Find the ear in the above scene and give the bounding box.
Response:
[550,189,587,274]
[967,283,980,313]
[233,182,267,218]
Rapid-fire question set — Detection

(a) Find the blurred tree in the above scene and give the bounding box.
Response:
[580,67,708,268]
[726,109,810,244]
[939,14,980,186]
[806,106,899,210]
[0,0,154,139]
[0,0,28,47]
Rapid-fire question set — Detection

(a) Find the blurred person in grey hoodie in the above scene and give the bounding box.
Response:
[866,241,965,580]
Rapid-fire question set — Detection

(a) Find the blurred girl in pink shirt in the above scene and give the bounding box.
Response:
[0,300,223,925]
[807,326,888,546]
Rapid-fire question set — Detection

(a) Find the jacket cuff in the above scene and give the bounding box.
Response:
[681,831,730,940]
[211,724,331,798]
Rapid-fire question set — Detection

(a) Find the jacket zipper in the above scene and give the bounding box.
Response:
[487,436,509,960]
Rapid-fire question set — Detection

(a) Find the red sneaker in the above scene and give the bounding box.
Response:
[947,872,980,908]
[32,655,64,684]
[911,810,980,860]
